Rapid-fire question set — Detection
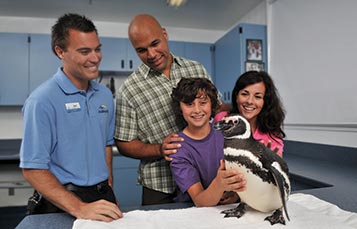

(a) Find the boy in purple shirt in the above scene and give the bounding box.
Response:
[170,78,246,207]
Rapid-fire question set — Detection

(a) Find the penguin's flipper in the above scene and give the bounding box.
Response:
[265,209,286,225]
[270,164,290,221]
[221,203,247,218]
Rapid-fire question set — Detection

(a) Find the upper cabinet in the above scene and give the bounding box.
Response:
[0,33,29,105]
[184,42,213,78]
[126,40,141,71]
[214,23,267,104]
[168,41,185,57]
[29,34,61,92]
[100,37,140,72]
[0,33,214,105]
[0,33,60,106]
[169,41,213,77]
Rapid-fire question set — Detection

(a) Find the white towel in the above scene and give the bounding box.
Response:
[73,193,357,229]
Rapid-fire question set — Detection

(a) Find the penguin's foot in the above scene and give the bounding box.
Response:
[221,203,247,218]
[264,209,286,225]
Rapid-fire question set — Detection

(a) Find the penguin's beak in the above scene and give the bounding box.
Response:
[213,120,232,131]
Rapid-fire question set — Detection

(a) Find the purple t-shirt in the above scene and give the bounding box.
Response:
[170,125,224,202]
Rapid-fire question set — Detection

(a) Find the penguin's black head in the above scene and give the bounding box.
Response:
[213,114,251,139]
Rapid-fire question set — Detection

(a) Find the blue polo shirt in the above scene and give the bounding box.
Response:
[20,68,115,186]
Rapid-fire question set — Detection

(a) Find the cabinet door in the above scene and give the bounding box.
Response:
[100,37,126,71]
[29,34,61,92]
[168,41,185,57]
[214,24,267,104]
[101,37,140,72]
[0,33,29,105]
[169,41,213,78]
[113,156,142,207]
[240,23,267,71]
[215,27,242,103]
[184,42,213,78]
[126,39,141,71]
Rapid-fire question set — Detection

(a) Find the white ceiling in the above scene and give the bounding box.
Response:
[0,0,264,31]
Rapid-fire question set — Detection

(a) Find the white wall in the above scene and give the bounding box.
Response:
[234,1,267,29]
[0,3,267,140]
[268,0,357,148]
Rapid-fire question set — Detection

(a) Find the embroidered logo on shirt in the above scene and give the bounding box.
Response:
[98,105,109,113]
[65,102,81,113]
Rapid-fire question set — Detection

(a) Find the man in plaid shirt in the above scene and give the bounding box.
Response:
[114,14,229,205]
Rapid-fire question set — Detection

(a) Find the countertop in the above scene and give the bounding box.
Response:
[0,139,21,160]
[0,139,122,160]
[16,202,194,229]
[13,140,357,228]
[284,140,357,212]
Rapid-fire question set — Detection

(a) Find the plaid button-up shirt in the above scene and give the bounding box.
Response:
[114,55,212,194]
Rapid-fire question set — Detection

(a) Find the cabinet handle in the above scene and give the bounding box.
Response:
[121,60,124,69]
[227,91,230,101]
[129,60,133,69]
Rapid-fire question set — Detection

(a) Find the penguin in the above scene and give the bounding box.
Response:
[214,114,290,225]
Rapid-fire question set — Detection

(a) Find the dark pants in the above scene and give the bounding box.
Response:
[26,180,116,215]
[142,186,176,205]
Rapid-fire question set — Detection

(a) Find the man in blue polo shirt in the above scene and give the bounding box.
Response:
[19,13,122,222]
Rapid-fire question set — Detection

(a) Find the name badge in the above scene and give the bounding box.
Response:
[65,102,81,113]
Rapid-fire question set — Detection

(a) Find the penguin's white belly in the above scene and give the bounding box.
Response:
[225,149,283,212]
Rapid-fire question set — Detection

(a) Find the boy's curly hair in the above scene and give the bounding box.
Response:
[171,78,219,129]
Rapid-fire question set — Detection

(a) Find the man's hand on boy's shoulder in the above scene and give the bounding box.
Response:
[161,133,184,161]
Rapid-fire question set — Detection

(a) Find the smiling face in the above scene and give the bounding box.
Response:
[236,81,266,128]
[55,29,102,90]
[180,91,212,134]
[129,15,172,77]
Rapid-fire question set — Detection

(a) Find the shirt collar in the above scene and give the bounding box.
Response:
[171,54,184,67]
[139,53,182,79]
[54,67,99,94]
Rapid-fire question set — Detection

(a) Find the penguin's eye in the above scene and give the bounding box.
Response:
[233,119,239,125]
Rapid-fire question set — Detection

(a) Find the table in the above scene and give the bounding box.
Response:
[16,202,194,229]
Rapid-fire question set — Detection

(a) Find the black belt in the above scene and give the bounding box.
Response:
[64,180,109,194]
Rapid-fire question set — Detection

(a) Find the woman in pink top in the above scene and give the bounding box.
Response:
[214,71,286,157]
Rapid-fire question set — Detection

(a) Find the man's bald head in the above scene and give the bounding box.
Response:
[127,14,172,76]
[128,14,163,40]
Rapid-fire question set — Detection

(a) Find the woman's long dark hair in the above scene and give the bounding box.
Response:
[231,71,286,140]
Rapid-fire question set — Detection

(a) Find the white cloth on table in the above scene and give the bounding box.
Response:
[72,193,357,229]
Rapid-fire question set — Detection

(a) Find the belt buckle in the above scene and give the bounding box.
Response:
[96,182,108,194]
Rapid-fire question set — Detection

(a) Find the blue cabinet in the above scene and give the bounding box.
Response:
[169,41,213,77]
[100,37,140,72]
[214,23,267,103]
[0,33,60,105]
[184,42,213,78]
[126,39,141,71]
[168,40,185,57]
[29,34,61,92]
[0,33,29,105]
[113,155,142,208]
[0,33,213,105]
